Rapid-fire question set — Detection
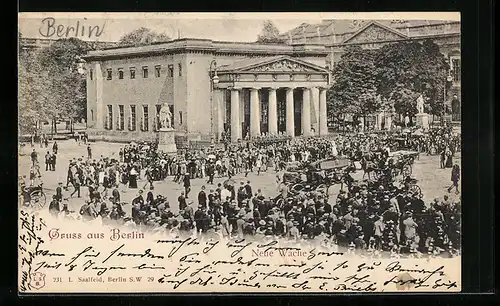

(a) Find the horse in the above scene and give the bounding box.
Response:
[361,152,378,180]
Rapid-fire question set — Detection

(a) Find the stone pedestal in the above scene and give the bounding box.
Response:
[157,128,177,153]
[415,113,429,130]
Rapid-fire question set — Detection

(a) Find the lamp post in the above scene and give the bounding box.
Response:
[443,73,453,124]
[209,60,219,143]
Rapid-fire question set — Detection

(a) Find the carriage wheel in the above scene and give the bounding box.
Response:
[291,183,304,193]
[402,165,412,177]
[409,184,421,196]
[29,191,46,210]
[275,198,284,209]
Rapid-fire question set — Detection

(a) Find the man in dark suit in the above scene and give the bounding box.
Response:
[55,182,63,201]
[198,185,207,209]
[183,173,191,198]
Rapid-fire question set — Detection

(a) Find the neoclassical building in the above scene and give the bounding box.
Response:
[281,20,461,122]
[83,39,331,143]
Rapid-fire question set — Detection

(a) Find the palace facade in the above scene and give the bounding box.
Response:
[83,39,331,143]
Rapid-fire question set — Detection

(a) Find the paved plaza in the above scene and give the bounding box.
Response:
[19,139,461,216]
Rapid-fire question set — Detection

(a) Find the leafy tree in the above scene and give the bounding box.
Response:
[18,49,56,134]
[374,40,450,117]
[37,38,90,122]
[256,20,287,44]
[118,27,171,47]
[327,46,381,127]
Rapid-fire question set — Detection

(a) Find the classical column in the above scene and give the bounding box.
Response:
[319,87,328,136]
[230,88,241,142]
[268,87,278,135]
[95,62,104,130]
[214,89,224,141]
[302,88,312,136]
[386,115,392,131]
[250,87,261,138]
[311,87,320,135]
[285,88,295,137]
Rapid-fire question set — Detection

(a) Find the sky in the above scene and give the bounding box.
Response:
[18,12,460,43]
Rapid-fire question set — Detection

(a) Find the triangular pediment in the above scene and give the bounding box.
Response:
[218,56,329,74]
[343,21,408,44]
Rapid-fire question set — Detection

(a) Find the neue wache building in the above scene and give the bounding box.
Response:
[83,39,332,144]
[83,20,461,143]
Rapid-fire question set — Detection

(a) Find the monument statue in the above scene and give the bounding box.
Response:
[416,95,425,114]
[159,103,172,129]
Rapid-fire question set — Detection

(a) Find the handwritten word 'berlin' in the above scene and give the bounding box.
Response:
[39,17,105,39]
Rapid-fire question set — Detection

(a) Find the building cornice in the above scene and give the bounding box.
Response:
[326,32,460,47]
[82,38,328,61]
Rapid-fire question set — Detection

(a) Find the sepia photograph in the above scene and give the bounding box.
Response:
[18,12,462,293]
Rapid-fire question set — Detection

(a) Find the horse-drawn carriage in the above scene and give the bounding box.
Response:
[279,157,353,195]
[19,183,47,210]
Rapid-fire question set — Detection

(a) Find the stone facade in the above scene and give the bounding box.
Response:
[83,39,331,143]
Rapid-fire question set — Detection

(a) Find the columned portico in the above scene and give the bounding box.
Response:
[215,55,330,142]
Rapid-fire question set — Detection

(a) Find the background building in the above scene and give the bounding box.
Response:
[82,39,331,143]
[280,20,461,123]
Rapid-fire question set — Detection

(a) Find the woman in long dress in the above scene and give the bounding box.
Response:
[129,167,138,188]
[445,147,454,168]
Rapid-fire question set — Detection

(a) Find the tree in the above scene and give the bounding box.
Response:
[37,38,90,130]
[18,49,56,134]
[256,20,287,44]
[374,40,450,117]
[327,46,381,127]
[118,27,171,47]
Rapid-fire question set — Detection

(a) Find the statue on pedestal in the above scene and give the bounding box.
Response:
[159,103,172,129]
[416,95,425,114]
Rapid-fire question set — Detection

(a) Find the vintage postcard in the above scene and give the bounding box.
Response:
[18,12,462,293]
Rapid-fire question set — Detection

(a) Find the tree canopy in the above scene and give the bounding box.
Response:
[18,38,90,134]
[327,46,381,120]
[118,27,171,47]
[256,20,287,44]
[327,40,450,119]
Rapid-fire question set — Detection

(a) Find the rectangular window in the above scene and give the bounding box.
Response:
[89,69,93,80]
[142,105,149,131]
[106,105,113,130]
[450,57,461,82]
[155,65,161,78]
[130,105,136,131]
[168,64,174,77]
[178,63,182,76]
[179,111,183,125]
[142,66,148,78]
[118,68,124,79]
[106,68,112,80]
[118,105,124,130]
[130,67,136,79]
[91,110,94,121]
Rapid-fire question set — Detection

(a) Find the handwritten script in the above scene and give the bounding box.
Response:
[19,213,461,293]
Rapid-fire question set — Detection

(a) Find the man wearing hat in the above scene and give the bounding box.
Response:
[198,185,207,209]
[236,181,247,208]
[48,195,60,217]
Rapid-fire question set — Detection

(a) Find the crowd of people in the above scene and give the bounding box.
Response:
[21,125,461,257]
